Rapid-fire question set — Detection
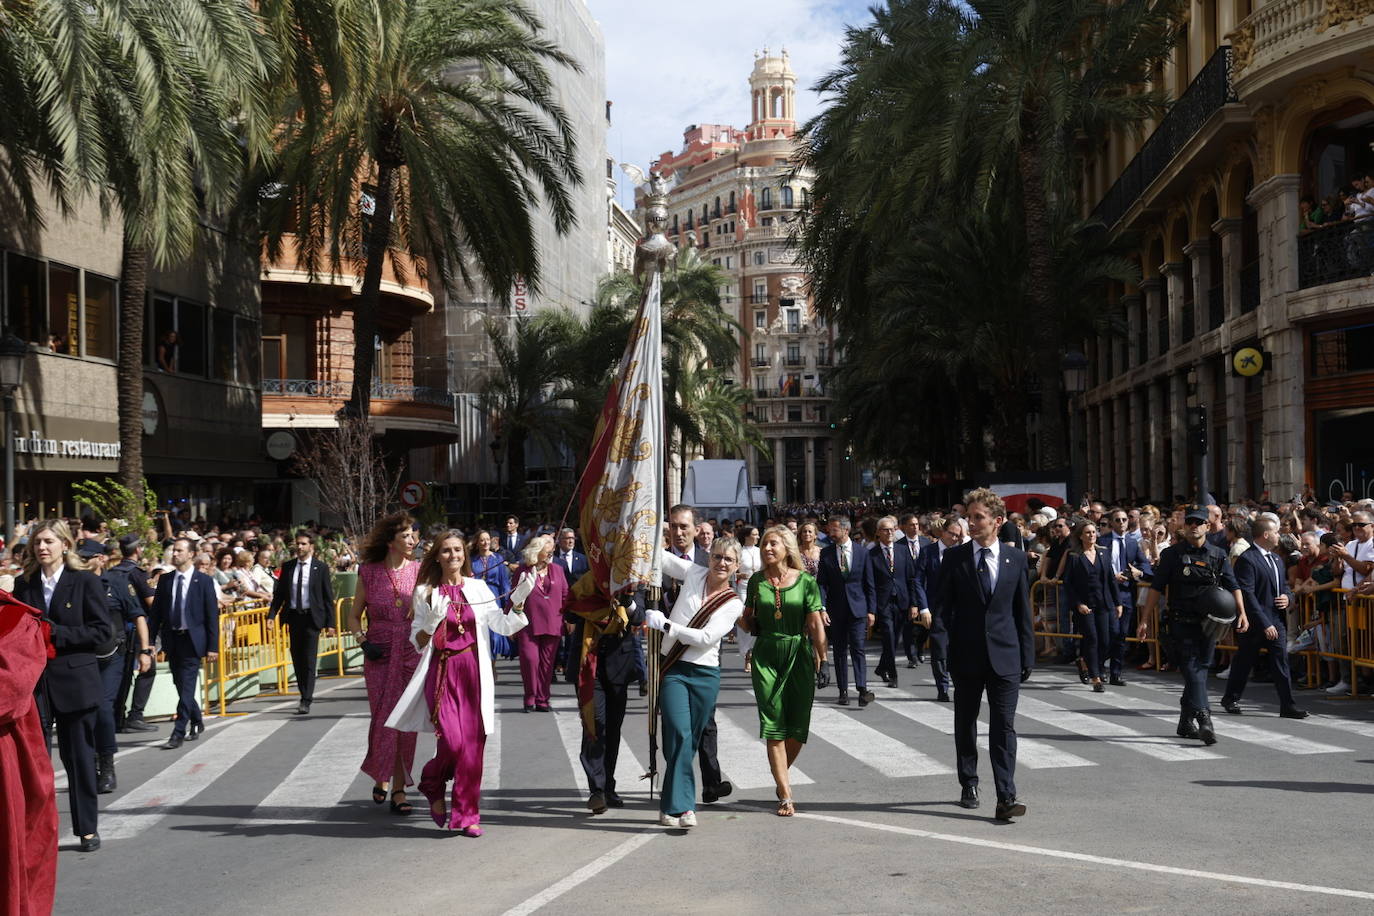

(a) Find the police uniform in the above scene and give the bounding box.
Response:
[84,543,146,793]
[111,540,157,731]
[1148,529,1238,743]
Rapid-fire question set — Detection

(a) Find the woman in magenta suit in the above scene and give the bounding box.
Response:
[510,535,568,712]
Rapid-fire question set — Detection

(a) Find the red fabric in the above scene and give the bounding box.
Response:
[0,590,58,916]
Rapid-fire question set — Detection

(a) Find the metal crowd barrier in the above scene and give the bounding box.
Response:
[1029,579,1161,669]
[201,595,364,716]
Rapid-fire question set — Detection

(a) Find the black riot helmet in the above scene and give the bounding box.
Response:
[1196,586,1237,641]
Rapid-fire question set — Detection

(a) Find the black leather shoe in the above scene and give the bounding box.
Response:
[858,690,875,707]
[1176,712,1199,739]
[1092,681,1106,693]
[606,792,625,808]
[534,705,551,712]
[916,653,926,664]
[906,659,918,669]
[588,793,607,815]
[936,690,951,703]
[837,690,849,706]
[187,721,204,740]
[96,754,116,794]
[78,833,101,852]
[1195,710,1217,746]
[1279,706,1310,719]
[701,781,732,804]
[162,734,184,750]
[524,705,534,713]
[123,717,157,732]
[887,673,899,688]
[639,682,648,697]
[1221,698,1242,715]
[995,798,1027,821]
[874,666,889,681]
[1109,675,1127,687]
[959,785,979,809]
[295,702,310,716]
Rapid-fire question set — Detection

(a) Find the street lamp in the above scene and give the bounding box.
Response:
[0,331,29,554]
[1061,349,1089,507]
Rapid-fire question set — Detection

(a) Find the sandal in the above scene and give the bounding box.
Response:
[776,798,795,817]
[390,790,413,816]
[371,783,387,805]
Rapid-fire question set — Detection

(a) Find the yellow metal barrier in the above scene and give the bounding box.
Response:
[1028,579,1161,669]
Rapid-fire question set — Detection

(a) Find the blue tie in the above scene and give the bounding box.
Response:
[172,574,186,630]
[977,547,992,601]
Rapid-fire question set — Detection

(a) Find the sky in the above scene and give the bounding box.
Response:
[586,0,877,207]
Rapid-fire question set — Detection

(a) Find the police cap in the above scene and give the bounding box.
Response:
[76,539,111,560]
[1184,505,1209,524]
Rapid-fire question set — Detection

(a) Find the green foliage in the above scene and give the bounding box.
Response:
[72,478,158,540]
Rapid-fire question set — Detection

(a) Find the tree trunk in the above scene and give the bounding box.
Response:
[116,235,147,500]
[344,159,398,420]
[508,426,528,511]
[1018,139,1067,470]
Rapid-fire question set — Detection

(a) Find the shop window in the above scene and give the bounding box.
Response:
[5,253,46,346]
[84,273,117,360]
[47,264,78,353]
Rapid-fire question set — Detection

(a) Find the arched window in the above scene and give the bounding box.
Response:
[728,190,736,212]
[760,187,772,210]
[781,186,794,208]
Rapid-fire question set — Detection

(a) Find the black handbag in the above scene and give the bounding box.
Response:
[360,639,387,661]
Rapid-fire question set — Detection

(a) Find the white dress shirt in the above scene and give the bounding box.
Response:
[974,538,1002,592]
[293,559,312,610]
[659,550,743,668]
[41,566,63,609]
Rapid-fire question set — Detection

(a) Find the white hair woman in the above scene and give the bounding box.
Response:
[509,534,567,712]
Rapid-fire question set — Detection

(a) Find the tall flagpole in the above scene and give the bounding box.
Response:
[624,164,675,798]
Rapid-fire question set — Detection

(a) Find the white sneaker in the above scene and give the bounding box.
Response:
[1326,680,1351,695]
[679,810,696,828]
[658,813,680,828]
[1216,667,1230,680]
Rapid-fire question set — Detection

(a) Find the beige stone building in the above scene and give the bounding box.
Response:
[646,50,857,503]
[1079,0,1374,503]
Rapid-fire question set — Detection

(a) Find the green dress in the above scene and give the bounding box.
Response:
[747,571,823,742]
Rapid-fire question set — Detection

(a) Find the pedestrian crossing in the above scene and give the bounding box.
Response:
[72,662,1373,845]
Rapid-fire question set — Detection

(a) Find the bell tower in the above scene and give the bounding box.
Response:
[747,47,797,141]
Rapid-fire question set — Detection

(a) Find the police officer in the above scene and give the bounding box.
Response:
[112,533,158,732]
[82,541,152,793]
[1138,505,1248,744]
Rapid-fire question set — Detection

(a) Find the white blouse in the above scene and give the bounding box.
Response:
[660,550,744,669]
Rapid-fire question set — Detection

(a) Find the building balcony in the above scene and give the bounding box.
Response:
[784,356,805,367]
[749,294,770,305]
[1091,46,1239,231]
[262,378,458,444]
[1298,220,1374,289]
[750,357,769,368]
[1230,0,1374,96]
[745,225,790,242]
[261,235,433,315]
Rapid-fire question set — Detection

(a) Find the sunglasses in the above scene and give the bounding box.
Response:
[1184,519,1205,526]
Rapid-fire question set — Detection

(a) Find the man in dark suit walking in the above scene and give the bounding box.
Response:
[1101,508,1152,683]
[896,513,932,666]
[817,515,876,707]
[871,516,919,688]
[933,489,1034,821]
[913,516,965,702]
[269,531,335,715]
[1223,517,1308,718]
[149,537,219,749]
[498,515,527,564]
[555,527,591,684]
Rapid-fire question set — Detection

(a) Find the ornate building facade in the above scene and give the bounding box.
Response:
[646,50,856,503]
[1079,0,1374,503]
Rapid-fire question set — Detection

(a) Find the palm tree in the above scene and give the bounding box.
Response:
[674,364,769,466]
[0,2,77,225]
[254,0,583,420]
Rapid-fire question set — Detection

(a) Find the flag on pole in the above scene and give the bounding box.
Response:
[566,272,665,735]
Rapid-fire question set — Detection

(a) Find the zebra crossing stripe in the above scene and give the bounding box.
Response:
[1112,676,1374,741]
[551,702,647,798]
[807,705,954,777]
[1037,674,1350,755]
[248,715,372,826]
[100,717,290,840]
[712,709,814,789]
[482,707,502,791]
[878,698,1096,770]
[1015,695,1222,762]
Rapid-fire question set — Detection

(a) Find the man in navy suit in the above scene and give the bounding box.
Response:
[269,531,335,715]
[149,537,219,749]
[1223,517,1308,718]
[1101,508,1152,684]
[554,527,591,683]
[913,516,964,702]
[817,515,876,706]
[498,514,528,564]
[871,516,919,688]
[896,513,932,667]
[933,489,1034,821]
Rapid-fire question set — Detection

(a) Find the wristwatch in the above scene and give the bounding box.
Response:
[140,648,155,656]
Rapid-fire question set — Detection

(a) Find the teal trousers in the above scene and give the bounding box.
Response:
[659,661,720,815]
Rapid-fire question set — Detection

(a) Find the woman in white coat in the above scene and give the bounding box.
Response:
[385,531,526,835]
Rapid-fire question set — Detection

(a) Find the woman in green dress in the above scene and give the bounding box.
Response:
[743,525,827,817]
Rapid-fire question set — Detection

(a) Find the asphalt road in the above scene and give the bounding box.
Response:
[52,649,1374,915]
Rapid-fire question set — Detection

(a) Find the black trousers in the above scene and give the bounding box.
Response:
[697,711,721,788]
[164,631,203,736]
[580,670,630,796]
[1223,620,1296,708]
[875,605,900,676]
[952,667,1020,802]
[127,651,156,719]
[40,693,99,837]
[96,647,126,755]
[283,613,321,702]
[928,629,950,692]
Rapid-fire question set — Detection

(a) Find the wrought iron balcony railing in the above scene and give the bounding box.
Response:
[263,378,454,408]
[1092,47,1238,230]
[1298,220,1374,289]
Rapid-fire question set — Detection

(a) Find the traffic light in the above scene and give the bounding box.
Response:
[1186,405,1208,455]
